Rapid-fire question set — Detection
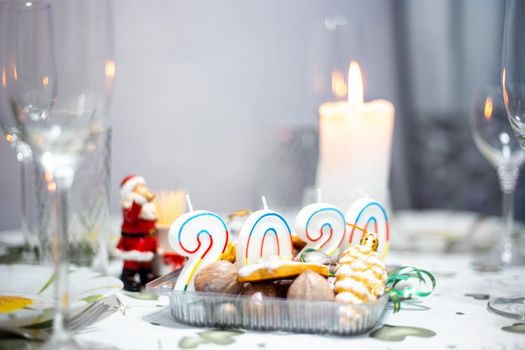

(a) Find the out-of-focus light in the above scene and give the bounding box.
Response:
[1,66,6,87]
[502,68,510,109]
[25,2,32,7]
[324,17,337,31]
[42,75,49,87]
[105,59,116,79]
[324,16,347,31]
[331,69,347,99]
[484,96,493,120]
[47,181,56,192]
[44,171,53,182]
[500,132,510,145]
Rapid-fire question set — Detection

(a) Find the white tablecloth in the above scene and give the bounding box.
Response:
[2,210,525,350]
[72,252,525,350]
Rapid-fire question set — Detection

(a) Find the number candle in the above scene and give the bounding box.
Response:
[345,196,390,260]
[294,189,346,256]
[168,195,229,291]
[236,196,293,267]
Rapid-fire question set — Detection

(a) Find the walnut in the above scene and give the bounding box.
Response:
[194,261,242,294]
[286,270,334,301]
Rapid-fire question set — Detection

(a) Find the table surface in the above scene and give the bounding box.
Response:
[1,211,525,350]
[74,253,525,350]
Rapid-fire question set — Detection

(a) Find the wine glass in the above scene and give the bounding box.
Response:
[0,3,45,262]
[469,85,525,267]
[487,0,525,321]
[0,1,115,348]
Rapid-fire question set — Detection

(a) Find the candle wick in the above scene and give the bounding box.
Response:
[185,194,194,212]
[261,195,268,210]
[357,190,370,198]
[317,188,322,203]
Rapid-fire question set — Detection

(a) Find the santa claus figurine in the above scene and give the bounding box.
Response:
[115,175,158,292]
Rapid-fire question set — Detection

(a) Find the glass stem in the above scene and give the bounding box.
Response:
[19,154,31,249]
[49,175,74,341]
[16,144,36,253]
[16,143,36,261]
[497,166,519,262]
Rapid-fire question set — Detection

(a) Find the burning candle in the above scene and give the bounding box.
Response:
[236,196,293,267]
[168,195,229,291]
[294,189,346,257]
[316,61,395,208]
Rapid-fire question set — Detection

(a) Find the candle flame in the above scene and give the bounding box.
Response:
[331,69,347,98]
[42,75,49,87]
[347,61,363,107]
[484,96,493,120]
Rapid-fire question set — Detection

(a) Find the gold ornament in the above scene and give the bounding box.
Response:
[334,232,386,304]
[219,241,237,263]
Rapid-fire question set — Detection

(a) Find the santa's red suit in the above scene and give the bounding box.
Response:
[117,199,158,271]
[117,175,158,291]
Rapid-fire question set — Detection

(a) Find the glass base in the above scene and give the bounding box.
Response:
[40,333,118,350]
[41,332,81,350]
[488,296,525,321]
[472,245,525,270]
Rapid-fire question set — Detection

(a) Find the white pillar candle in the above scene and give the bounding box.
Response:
[316,61,395,208]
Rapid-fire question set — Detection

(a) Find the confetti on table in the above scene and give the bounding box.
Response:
[369,324,436,341]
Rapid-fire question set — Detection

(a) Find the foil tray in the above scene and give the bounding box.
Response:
[148,271,389,335]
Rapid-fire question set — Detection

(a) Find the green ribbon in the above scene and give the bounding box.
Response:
[299,248,319,262]
[385,266,436,313]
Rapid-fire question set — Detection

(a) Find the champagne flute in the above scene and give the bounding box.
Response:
[469,86,525,267]
[0,3,45,262]
[0,1,115,348]
[487,0,525,320]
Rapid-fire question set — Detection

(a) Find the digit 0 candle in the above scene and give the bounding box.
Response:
[236,196,293,267]
[345,196,389,260]
[294,189,346,257]
[168,195,229,291]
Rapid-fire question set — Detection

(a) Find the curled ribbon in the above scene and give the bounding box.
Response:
[385,266,436,313]
[298,248,318,262]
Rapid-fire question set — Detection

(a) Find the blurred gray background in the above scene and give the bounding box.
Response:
[1,0,522,231]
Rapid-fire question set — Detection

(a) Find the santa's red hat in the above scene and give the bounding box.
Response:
[120,175,146,199]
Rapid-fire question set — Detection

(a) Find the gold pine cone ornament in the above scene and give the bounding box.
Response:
[334,232,387,304]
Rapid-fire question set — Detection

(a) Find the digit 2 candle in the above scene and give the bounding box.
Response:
[168,195,229,291]
[294,189,346,256]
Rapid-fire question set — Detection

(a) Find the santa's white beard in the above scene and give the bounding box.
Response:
[139,202,157,220]
[121,194,158,220]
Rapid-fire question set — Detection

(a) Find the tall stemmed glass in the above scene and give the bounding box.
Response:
[0,1,115,348]
[0,3,43,262]
[487,0,525,320]
[470,86,525,267]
